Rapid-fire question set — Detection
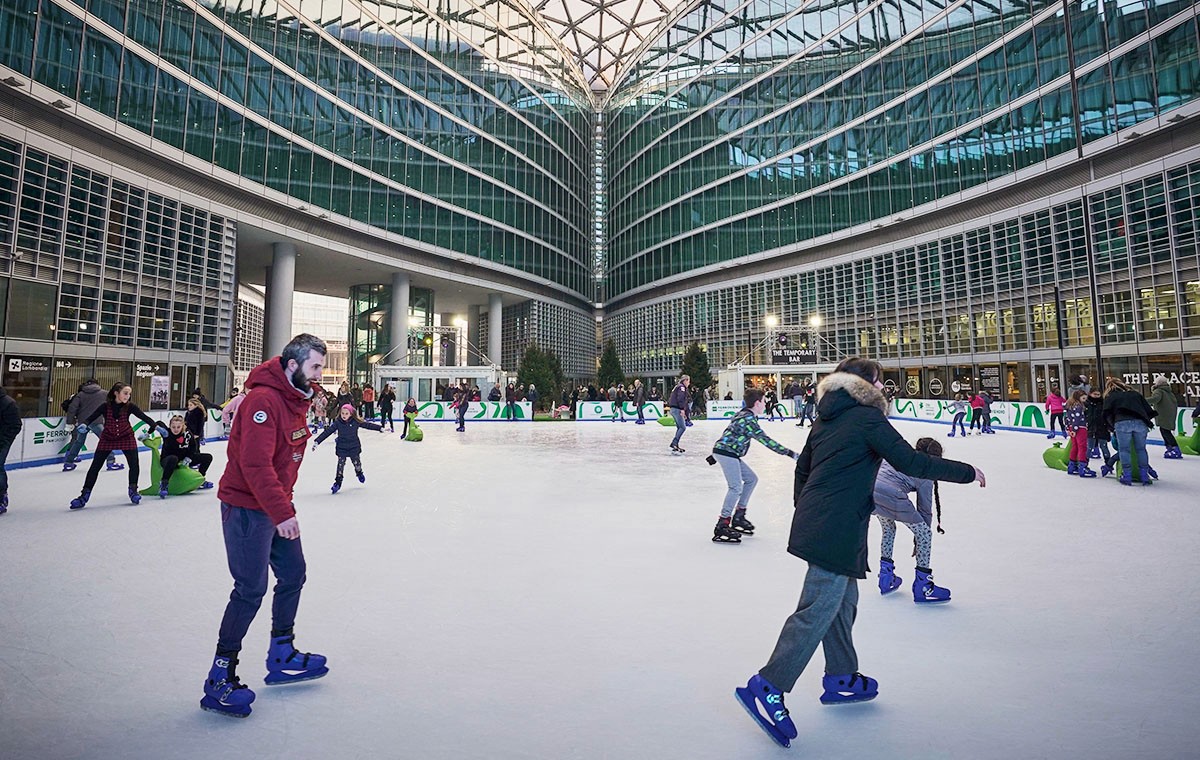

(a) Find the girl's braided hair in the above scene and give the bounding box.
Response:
[915,437,945,534]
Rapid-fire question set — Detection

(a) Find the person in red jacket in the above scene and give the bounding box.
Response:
[201,334,328,719]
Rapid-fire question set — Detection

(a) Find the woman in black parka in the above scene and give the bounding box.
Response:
[735,358,985,748]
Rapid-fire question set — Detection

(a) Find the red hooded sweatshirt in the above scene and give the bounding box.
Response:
[218,357,314,525]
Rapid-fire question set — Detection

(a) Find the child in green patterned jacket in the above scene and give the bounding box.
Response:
[710,388,799,544]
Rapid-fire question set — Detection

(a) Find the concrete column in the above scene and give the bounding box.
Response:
[390,271,410,365]
[261,266,272,361]
[488,293,503,370]
[265,243,297,357]
[467,305,482,366]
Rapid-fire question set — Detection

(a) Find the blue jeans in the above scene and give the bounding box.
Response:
[62,422,115,465]
[715,453,757,518]
[951,412,966,435]
[217,503,307,655]
[801,402,815,424]
[1113,420,1149,474]
[670,409,686,447]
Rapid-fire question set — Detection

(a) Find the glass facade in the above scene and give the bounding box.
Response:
[0,135,235,415]
[0,0,594,298]
[604,0,1200,295]
[606,153,1200,404]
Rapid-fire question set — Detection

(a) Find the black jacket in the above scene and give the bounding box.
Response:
[314,414,382,456]
[789,373,976,579]
[1085,396,1111,441]
[1102,390,1155,429]
[162,428,201,460]
[0,386,21,448]
[378,390,396,410]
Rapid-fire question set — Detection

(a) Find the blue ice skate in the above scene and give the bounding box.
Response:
[331,481,341,494]
[69,490,91,510]
[159,481,169,499]
[820,672,879,705]
[201,654,256,718]
[357,472,366,484]
[128,487,141,505]
[734,674,798,748]
[877,558,902,595]
[106,460,125,471]
[199,480,214,489]
[913,569,951,603]
[264,633,328,685]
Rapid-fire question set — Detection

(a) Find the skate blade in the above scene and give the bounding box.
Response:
[263,667,329,686]
[820,692,878,706]
[200,698,251,718]
[914,598,952,605]
[734,687,791,748]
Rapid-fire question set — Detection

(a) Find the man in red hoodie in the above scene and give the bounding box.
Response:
[201,333,328,718]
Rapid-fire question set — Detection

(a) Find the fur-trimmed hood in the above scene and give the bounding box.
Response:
[816,372,888,417]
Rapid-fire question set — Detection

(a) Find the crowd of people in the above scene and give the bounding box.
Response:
[0,344,1197,743]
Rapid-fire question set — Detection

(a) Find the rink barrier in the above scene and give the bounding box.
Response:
[888,398,1193,442]
[2,409,226,470]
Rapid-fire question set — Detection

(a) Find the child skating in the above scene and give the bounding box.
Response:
[312,404,384,493]
[946,394,967,437]
[710,389,798,544]
[873,437,956,603]
[69,383,168,509]
[1063,391,1097,478]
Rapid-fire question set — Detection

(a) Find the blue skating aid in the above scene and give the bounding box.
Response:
[200,655,255,718]
[734,674,798,748]
[820,672,879,705]
[264,634,328,685]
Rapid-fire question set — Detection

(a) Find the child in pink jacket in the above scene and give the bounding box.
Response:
[1044,385,1066,439]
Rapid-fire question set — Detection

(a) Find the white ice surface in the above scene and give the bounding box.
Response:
[1,419,1198,760]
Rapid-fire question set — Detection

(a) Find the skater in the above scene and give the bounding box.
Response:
[505,383,518,420]
[61,378,119,471]
[0,384,21,515]
[979,391,995,433]
[764,389,786,421]
[968,391,984,434]
[185,397,207,442]
[401,397,418,438]
[203,334,329,718]
[335,381,353,412]
[1103,379,1158,486]
[313,403,385,491]
[1045,385,1066,438]
[795,382,816,427]
[710,389,799,544]
[1147,376,1181,459]
[1085,388,1119,477]
[452,387,469,432]
[667,374,691,453]
[526,383,540,415]
[361,383,376,420]
[873,437,956,602]
[378,384,396,432]
[69,383,169,509]
[735,358,983,748]
[310,389,328,431]
[158,414,215,497]
[634,379,647,424]
[946,393,967,437]
[613,385,627,422]
[1063,391,1097,477]
[222,389,246,437]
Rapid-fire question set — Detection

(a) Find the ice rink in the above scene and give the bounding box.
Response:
[1,416,1198,760]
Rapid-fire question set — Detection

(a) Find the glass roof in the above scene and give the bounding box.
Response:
[529,0,678,93]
